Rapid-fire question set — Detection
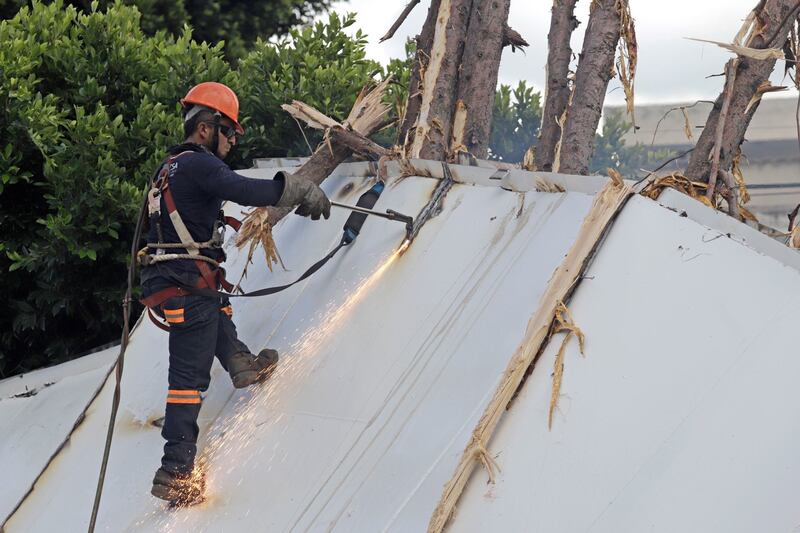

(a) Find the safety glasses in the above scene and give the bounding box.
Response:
[203,121,238,141]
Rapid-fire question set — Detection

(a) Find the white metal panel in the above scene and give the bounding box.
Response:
[8,164,800,533]
[133,184,591,532]
[449,195,800,533]
[0,346,115,522]
[4,172,593,532]
[656,188,800,271]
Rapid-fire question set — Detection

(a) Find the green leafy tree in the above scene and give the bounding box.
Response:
[489,81,541,162]
[0,0,231,376]
[487,83,671,177]
[0,0,332,59]
[230,12,383,164]
[590,111,674,177]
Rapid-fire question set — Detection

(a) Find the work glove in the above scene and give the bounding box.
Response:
[275,173,331,220]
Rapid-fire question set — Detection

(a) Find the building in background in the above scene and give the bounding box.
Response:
[608,96,800,229]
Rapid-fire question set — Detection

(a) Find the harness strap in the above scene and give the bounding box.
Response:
[224,216,242,231]
[184,239,348,299]
[147,308,172,332]
[146,240,220,250]
[140,286,191,308]
[143,253,220,266]
[156,151,221,291]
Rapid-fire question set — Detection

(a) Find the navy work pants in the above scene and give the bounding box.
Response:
[144,277,251,474]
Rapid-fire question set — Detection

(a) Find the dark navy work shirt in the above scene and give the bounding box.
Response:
[143,143,284,283]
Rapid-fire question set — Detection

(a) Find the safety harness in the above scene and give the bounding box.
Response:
[138,154,388,332]
[138,150,241,329]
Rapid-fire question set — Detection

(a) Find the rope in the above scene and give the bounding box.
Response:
[88,176,150,532]
[146,240,218,250]
[145,253,220,266]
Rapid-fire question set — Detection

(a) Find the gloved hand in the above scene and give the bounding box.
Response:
[275,173,331,220]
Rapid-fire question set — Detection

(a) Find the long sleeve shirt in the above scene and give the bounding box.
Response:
[142,143,284,283]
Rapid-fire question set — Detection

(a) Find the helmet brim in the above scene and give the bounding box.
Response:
[181,98,245,135]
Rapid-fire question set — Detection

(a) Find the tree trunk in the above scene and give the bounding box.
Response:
[408,0,474,160]
[558,0,621,175]
[535,0,580,172]
[397,0,442,147]
[451,0,512,159]
[685,0,799,182]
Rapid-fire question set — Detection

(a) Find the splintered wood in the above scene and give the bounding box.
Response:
[685,37,785,60]
[685,0,797,185]
[230,79,393,281]
[233,207,285,291]
[640,173,758,222]
[427,179,633,533]
[641,174,713,207]
[548,301,586,430]
[616,0,638,127]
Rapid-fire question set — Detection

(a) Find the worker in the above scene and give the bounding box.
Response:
[138,82,330,504]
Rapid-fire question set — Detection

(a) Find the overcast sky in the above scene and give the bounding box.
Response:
[330,0,798,105]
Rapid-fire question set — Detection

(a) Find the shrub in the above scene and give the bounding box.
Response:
[489,81,542,162]
[0,0,230,375]
[229,12,381,164]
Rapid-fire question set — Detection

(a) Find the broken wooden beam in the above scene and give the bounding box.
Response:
[267,81,392,225]
[408,0,473,161]
[327,126,393,159]
[398,0,442,146]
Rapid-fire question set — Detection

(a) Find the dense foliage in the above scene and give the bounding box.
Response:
[231,13,383,164]
[590,111,673,177]
[0,0,332,59]
[489,81,542,163]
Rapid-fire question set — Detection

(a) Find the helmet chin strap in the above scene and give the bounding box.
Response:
[209,125,221,158]
[208,111,222,159]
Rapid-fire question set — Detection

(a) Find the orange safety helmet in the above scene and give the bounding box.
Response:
[181,82,244,134]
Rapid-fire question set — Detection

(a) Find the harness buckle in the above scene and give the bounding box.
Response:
[137,247,152,266]
[147,187,162,216]
[211,218,225,248]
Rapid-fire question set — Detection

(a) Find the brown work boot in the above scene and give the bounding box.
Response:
[228,348,279,389]
[151,467,205,506]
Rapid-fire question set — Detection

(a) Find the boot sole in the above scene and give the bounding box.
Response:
[152,483,204,506]
[230,362,277,389]
[152,483,184,502]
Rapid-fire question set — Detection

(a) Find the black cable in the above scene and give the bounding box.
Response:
[185,238,349,299]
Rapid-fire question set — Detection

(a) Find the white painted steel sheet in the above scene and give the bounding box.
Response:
[0,347,115,522]
[5,170,591,531]
[450,195,800,533]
